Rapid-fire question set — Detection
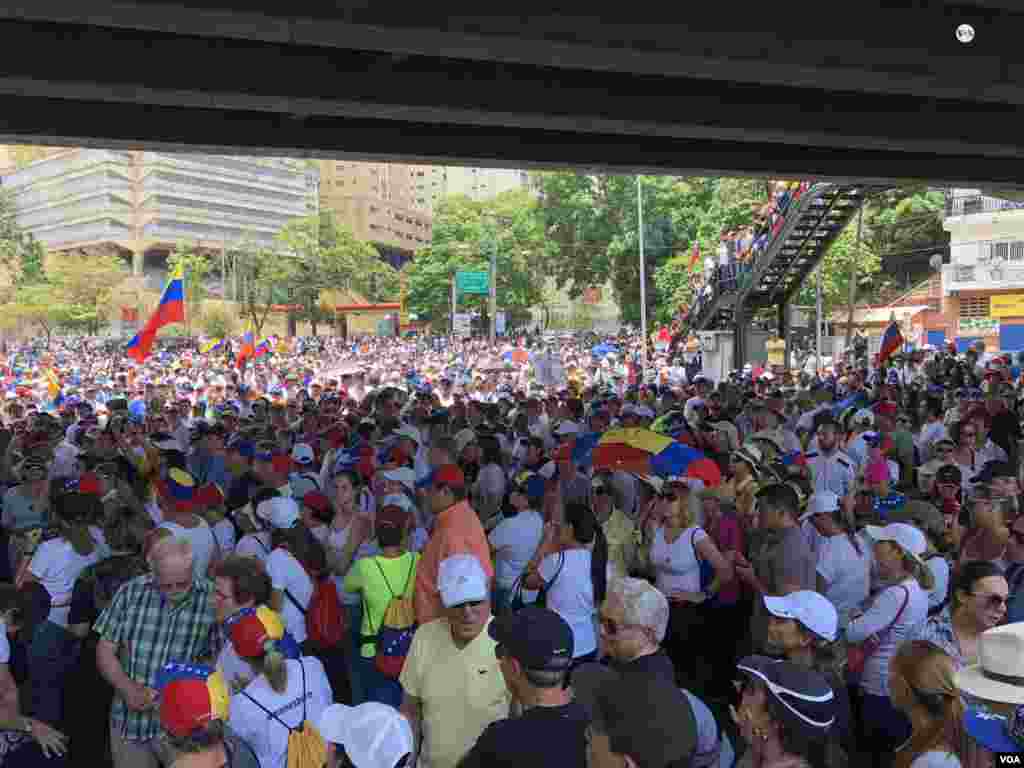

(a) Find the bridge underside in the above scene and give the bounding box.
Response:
[0,2,1023,187]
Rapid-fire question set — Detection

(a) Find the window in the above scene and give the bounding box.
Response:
[1010,241,1024,262]
[955,265,975,282]
[959,296,990,318]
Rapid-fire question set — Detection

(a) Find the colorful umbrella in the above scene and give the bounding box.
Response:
[591,428,721,486]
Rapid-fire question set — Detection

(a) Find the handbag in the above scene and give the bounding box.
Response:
[846,585,909,678]
[510,550,565,611]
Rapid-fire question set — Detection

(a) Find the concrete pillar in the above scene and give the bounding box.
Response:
[734,308,747,372]
[779,302,790,370]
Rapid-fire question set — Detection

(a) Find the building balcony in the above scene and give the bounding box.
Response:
[942,262,1024,294]
[945,194,1024,217]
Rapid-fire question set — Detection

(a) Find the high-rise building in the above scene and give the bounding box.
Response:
[410,165,533,215]
[318,160,431,268]
[1,148,318,292]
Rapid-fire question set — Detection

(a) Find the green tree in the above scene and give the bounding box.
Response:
[0,187,46,286]
[237,244,289,338]
[47,251,129,334]
[794,224,882,318]
[407,191,554,327]
[7,283,72,347]
[167,244,213,335]
[200,306,237,338]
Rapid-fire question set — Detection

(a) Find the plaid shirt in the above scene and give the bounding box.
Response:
[94,574,216,742]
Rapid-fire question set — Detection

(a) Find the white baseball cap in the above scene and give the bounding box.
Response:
[255,496,299,529]
[853,409,875,428]
[865,523,927,561]
[380,493,413,512]
[318,702,414,768]
[555,420,581,437]
[764,591,839,642]
[798,491,840,523]
[291,443,315,465]
[438,553,489,608]
[380,467,415,492]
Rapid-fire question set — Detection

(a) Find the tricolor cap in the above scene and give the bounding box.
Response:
[159,468,196,508]
[155,662,230,738]
[226,605,300,660]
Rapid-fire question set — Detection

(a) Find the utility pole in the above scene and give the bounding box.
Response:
[845,201,865,348]
[489,221,497,344]
[638,176,648,370]
[815,262,823,374]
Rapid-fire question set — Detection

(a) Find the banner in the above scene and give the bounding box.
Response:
[990,294,1024,318]
[958,317,1000,334]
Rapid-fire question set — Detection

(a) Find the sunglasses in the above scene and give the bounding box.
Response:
[593,487,608,496]
[968,592,1008,610]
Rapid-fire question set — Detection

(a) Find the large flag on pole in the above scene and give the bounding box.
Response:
[879,316,904,364]
[126,264,185,362]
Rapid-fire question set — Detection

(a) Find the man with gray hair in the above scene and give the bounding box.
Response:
[597,577,671,679]
[95,537,217,768]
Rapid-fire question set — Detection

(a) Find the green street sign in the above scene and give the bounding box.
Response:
[456,270,489,295]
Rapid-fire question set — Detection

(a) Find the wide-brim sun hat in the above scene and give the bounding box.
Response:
[958,623,1024,706]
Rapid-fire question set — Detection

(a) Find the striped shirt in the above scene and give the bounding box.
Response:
[94,574,216,741]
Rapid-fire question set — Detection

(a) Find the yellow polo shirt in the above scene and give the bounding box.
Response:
[399,616,510,768]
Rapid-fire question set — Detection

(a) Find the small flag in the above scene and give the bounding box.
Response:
[688,242,701,270]
[200,338,224,354]
[45,368,60,399]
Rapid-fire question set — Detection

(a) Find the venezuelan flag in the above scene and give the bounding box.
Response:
[200,338,224,354]
[253,339,272,360]
[235,326,255,369]
[879,320,904,364]
[126,264,185,362]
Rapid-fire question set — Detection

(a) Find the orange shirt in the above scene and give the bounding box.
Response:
[414,500,494,625]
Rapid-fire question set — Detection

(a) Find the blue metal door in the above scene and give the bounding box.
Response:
[999,323,1024,352]
[956,336,982,353]
[926,330,945,347]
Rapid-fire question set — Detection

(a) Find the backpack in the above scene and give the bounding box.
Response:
[282,552,347,650]
[240,659,326,768]
[364,555,418,679]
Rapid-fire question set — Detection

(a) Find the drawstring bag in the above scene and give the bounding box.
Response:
[365,556,417,679]
[510,550,565,612]
[846,585,909,679]
[241,659,326,768]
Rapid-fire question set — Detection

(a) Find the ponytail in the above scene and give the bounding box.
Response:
[909,556,936,592]
[260,641,289,694]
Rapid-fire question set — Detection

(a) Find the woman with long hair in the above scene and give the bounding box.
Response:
[804,492,871,632]
[913,560,1007,672]
[889,641,965,768]
[644,480,733,691]
[227,607,332,768]
[847,523,933,768]
[523,502,607,665]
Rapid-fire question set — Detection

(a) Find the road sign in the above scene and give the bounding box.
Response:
[456,271,489,295]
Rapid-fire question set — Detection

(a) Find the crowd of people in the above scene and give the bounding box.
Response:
[684,180,812,329]
[0,329,1023,768]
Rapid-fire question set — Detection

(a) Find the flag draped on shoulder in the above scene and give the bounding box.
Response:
[200,338,224,354]
[236,325,256,369]
[126,265,185,362]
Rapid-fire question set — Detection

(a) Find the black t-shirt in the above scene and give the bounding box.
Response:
[457,702,588,768]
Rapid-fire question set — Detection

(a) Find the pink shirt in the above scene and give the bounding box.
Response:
[710,513,743,605]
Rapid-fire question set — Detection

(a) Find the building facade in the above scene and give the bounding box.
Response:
[1,148,318,292]
[318,160,431,268]
[941,190,1024,352]
[410,166,533,214]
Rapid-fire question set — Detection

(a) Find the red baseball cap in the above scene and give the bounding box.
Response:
[433,464,465,489]
[874,402,898,417]
[302,491,331,515]
[77,472,103,496]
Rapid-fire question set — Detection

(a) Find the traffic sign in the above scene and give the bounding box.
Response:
[456,271,489,295]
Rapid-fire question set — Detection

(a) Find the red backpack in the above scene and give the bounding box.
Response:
[280,548,347,650]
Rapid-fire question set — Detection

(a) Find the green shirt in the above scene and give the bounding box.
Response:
[344,552,419,657]
[93,574,216,741]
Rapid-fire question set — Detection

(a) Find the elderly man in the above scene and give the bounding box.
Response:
[401,555,510,768]
[95,537,217,768]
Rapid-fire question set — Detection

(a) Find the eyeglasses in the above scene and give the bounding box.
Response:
[968,592,1008,610]
[593,487,608,496]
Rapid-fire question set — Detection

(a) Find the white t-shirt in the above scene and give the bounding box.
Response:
[229,657,332,768]
[213,519,236,556]
[0,622,10,664]
[267,548,314,644]
[236,532,272,563]
[910,751,960,768]
[159,518,218,581]
[925,555,951,613]
[650,526,708,595]
[815,533,872,630]
[29,532,105,627]
[488,510,544,591]
[539,549,596,658]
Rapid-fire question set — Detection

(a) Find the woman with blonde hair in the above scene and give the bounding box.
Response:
[645,477,733,691]
[227,606,332,768]
[889,640,965,768]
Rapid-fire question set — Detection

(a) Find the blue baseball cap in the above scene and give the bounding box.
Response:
[964,706,1024,754]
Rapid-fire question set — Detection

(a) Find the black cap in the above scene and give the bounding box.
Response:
[591,674,697,768]
[936,464,963,485]
[736,656,835,740]
[487,607,574,670]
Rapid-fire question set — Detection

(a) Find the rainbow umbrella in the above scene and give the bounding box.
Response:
[591,428,721,486]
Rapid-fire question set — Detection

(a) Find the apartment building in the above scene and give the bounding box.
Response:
[941,190,1024,352]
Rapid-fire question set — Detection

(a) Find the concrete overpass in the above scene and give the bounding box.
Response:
[0,2,1022,190]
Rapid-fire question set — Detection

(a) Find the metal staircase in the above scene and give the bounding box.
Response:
[688,183,888,333]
